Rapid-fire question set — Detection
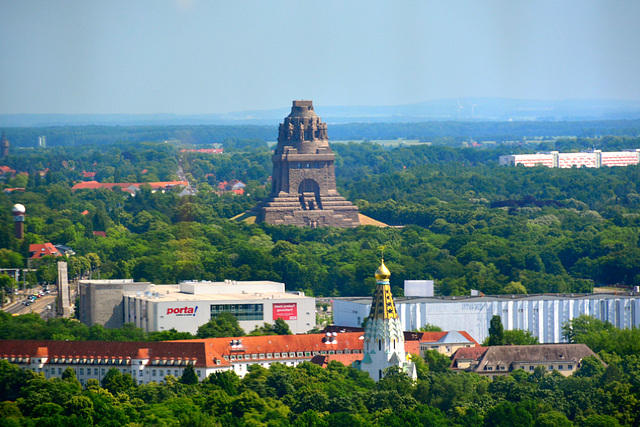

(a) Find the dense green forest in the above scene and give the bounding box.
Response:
[1,316,639,426]
[1,136,639,297]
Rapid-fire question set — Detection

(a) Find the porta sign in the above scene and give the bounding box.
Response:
[167,306,198,316]
[273,303,297,320]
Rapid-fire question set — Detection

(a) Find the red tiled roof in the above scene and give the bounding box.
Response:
[81,210,89,215]
[3,188,25,193]
[404,340,420,355]
[0,340,213,367]
[416,331,479,346]
[81,171,96,178]
[174,332,367,366]
[458,331,479,345]
[419,332,448,342]
[0,166,16,175]
[29,243,61,259]
[34,347,49,357]
[450,346,488,368]
[93,231,107,238]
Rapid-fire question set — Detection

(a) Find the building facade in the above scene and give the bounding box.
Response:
[0,333,367,384]
[79,280,316,335]
[78,280,152,328]
[256,100,359,227]
[451,344,602,379]
[500,149,640,168]
[334,292,640,344]
[124,281,315,335]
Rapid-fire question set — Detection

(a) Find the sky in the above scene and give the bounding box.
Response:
[1,0,640,115]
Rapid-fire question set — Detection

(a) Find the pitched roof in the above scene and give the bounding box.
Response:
[0,340,213,367]
[368,278,398,320]
[174,332,366,365]
[477,344,598,369]
[0,165,16,175]
[451,344,601,371]
[451,346,488,368]
[29,243,61,259]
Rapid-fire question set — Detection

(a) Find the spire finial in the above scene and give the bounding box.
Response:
[375,246,391,281]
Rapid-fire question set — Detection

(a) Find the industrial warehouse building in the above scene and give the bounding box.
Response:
[333,292,640,344]
[79,279,316,335]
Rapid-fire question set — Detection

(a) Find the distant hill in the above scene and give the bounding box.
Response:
[2,98,640,127]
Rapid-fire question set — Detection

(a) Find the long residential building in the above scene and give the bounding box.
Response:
[333,292,640,344]
[0,329,478,384]
[451,343,601,380]
[0,333,365,384]
[499,149,640,168]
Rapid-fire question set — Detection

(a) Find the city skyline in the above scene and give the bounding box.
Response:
[2,1,640,115]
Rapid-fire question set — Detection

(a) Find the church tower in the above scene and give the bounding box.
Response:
[360,259,416,381]
[256,100,359,227]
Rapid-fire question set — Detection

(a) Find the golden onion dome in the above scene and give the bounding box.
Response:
[375,259,391,281]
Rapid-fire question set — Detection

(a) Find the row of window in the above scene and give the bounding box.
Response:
[223,349,360,362]
[211,303,264,321]
[484,364,575,372]
[41,366,200,379]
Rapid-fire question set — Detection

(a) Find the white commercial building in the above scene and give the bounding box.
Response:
[334,292,640,344]
[123,280,316,335]
[499,149,640,168]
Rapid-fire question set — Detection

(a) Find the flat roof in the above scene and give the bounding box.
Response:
[125,284,311,303]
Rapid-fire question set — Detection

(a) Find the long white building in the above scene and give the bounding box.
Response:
[334,292,640,344]
[499,149,640,168]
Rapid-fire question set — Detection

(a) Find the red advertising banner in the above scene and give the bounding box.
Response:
[273,303,297,320]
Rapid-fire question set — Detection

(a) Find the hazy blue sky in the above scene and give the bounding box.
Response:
[1,0,639,115]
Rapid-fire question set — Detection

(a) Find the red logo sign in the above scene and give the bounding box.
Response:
[167,306,198,316]
[273,303,297,320]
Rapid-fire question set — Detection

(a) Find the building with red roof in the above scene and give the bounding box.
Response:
[0,165,16,178]
[29,243,61,259]
[0,328,477,385]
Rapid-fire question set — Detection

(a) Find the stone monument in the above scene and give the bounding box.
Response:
[256,100,360,227]
[57,261,71,317]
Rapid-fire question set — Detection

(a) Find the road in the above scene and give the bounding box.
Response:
[177,164,198,196]
[3,293,57,319]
